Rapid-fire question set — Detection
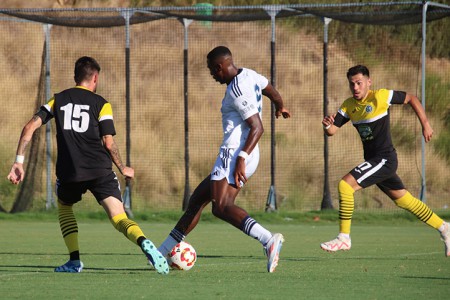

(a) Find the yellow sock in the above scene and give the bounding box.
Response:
[338,180,355,234]
[394,192,444,229]
[110,213,146,245]
[57,201,79,254]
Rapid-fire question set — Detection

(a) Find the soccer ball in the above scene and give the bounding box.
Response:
[168,241,197,271]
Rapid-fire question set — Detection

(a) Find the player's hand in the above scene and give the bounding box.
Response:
[121,166,135,179]
[422,123,433,143]
[275,107,291,119]
[322,114,335,128]
[7,163,25,185]
[233,158,247,188]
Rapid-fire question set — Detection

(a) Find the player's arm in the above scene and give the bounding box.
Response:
[403,93,433,142]
[234,114,264,188]
[262,83,291,119]
[102,135,134,179]
[7,115,43,184]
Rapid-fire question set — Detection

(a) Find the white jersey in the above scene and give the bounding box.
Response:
[220,68,269,148]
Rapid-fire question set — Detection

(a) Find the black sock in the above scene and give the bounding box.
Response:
[69,250,80,261]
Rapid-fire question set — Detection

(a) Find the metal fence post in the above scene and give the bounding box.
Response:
[264,7,280,212]
[44,23,55,210]
[321,17,334,210]
[121,9,135,217]
[181,18,193,211]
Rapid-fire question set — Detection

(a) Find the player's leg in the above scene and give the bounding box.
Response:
[158,175,212,257]
[320,174,360,252]
[159,147,247,257]
[212,147,280,244]
[94,172,168,274]
[54,179,84,273]
[209,146,270,234]
[210,178,283,272]
[210,146,283,272]
[321,158,393,252]
[383,185,449,257]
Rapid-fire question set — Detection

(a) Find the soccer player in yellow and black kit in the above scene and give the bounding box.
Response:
[320,65,450,256]
[7,56,169,274]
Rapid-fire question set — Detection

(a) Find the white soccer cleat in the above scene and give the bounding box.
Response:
[320,235,351,252]
[440,222,450,257]
[264,233,284,273]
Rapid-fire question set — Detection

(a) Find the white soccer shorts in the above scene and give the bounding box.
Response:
[210,145,259,185]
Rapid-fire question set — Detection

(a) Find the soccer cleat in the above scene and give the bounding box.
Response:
[440,222,450,257]
[141,239,169,275]
[264,233,284,273]
[147,256,170,269]
[54,260,84,273]
[320,235,351,252]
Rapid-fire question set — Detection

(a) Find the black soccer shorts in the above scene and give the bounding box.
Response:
[349,155,405,192]
[55,171,122,204]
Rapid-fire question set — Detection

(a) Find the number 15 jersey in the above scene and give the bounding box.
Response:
[36,86,116,183]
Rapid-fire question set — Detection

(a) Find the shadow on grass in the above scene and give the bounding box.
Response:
[0,265,159,272]
[1,251,431,261]
[0,252,141,256]
[402,275,450,281]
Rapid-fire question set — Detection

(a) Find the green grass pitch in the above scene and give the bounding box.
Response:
[1,218,449,299]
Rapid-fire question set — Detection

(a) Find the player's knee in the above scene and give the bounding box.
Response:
[211,200,226,218]
[394,191,413,209]
[110,212,128,231]
[338,179,355,195]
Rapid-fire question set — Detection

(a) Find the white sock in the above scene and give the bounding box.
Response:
[157,229,185,257]
[338,233,350,240]
[242,216,272,246]
[158,236,178,257]
[438,222,447,233]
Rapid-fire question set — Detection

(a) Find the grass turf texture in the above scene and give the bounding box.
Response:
[1,214,450,299]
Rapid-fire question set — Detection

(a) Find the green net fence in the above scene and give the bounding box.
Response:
[1,2,449,213]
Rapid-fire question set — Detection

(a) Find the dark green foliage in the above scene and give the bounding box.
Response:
[426,75,450,115]
[391,123,416,153]
[435,130,450,163]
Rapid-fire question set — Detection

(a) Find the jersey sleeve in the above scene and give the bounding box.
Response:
[232,83,260,121]
[98,102,116,136]
[390,90,406,104]
[255,72,269,90]
[334,99,351,127]
[35,97,55,124]
[377,89,405,106]
[334,110,350,127]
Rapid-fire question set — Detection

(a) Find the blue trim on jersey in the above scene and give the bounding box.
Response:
[231,77,243,98]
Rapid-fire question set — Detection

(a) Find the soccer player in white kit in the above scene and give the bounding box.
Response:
[158,46,290,272]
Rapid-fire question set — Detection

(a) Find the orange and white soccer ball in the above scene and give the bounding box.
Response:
[168,241,197,271]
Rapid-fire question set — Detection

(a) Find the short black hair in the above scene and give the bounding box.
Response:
[347,65,370,79]
[207,46,232,61]
[74,56,101,84]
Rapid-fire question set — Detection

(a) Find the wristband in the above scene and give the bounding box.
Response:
[15,155,25,164]
[323,124,331,130]
[238,151,249,160]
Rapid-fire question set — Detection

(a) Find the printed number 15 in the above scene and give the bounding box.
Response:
[60,103,90,133]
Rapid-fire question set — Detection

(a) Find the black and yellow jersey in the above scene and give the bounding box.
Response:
[334,89,406,159]
[36,86,116,182]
